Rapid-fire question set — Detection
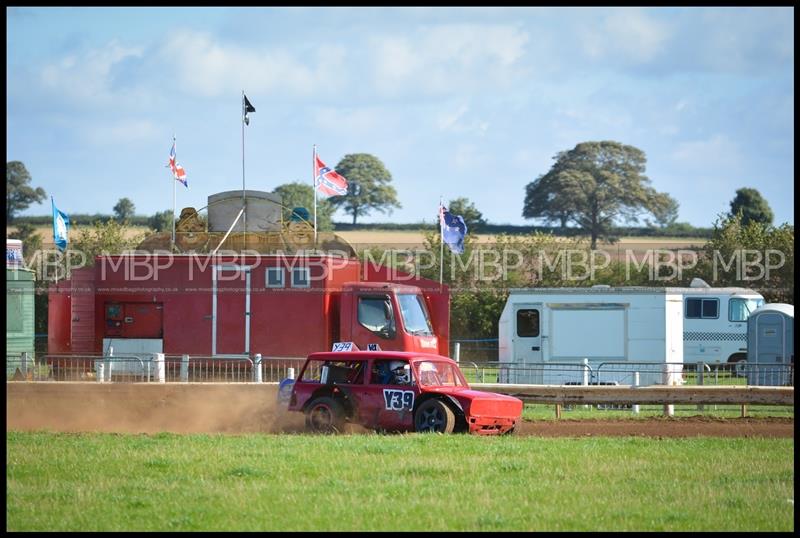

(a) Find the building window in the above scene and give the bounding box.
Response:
[291,267,310,288]
[516,309,540,337]
[266,267,284,288]
[686,298,719,319]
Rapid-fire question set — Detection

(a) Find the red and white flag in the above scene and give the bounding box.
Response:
[168,141,188,187]
[314,154,348,197]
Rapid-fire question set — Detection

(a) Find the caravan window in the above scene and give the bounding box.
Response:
[728,298,764,322]
[685,298,719,319]
[516,309,540,337]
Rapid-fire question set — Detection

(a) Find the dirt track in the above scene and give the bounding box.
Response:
[6,383,793,438]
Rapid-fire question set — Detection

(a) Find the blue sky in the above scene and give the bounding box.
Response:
[6,7,794,227]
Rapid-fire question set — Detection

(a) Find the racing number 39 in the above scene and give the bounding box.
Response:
[383,389,414,411]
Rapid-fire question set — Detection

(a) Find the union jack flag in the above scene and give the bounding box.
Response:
[168,141,188,188]
[314,154,348,197]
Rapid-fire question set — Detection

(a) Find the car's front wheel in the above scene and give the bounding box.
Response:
[414,399,455,433]
[305,397,345,433]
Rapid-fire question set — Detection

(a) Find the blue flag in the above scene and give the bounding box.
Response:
[52,197,70,252]
[439,205,467,254]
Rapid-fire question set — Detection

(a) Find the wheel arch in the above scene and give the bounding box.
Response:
[727,352,747,364]
[304,386,355,418]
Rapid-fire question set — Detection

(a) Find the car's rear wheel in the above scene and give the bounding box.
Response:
[305,397,345,433]
[414,399,455,433]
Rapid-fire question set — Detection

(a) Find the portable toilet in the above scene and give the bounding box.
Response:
[746,304,793,386]
[7,239,36,378]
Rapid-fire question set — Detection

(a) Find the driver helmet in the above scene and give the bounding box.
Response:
[389,360,410,384]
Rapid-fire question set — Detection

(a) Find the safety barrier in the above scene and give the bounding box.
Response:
[6,353,793,391]
[470,383,794,406]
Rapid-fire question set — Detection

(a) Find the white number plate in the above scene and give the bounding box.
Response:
[383,389,414,412]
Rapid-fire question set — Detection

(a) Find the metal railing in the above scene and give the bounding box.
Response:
[6,352,793,389]
[6,352,301,383]
[464,360,594,386]
[459,359,793,388]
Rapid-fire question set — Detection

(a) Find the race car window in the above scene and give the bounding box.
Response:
[370,359,412,386]
[358,296,396,339]
[417,361,466,387]
[300,360,365,385]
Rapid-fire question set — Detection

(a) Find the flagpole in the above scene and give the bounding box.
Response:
[439,196,444,287]
[172,134,177,251]
[51,196,58,285]
[241,90,246,251]
[313,144,318,246]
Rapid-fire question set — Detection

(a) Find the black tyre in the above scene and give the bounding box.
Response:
[728,353,747,378]
[414,399,455,434]
[305,397,345,433]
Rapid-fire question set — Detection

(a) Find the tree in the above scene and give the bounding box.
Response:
[648,192,680,228]
[272,182,334,231]
[329,154,401,224]
[685,213,793,304]
[7,222,42,261]
[7,161,47,222]
[523,174,574,229]
[447,197,487,232]
[729,187,774,226]
[148,210,174,233]
[72,220,146,266]
[522,141,674,249]
[113,198,135,221]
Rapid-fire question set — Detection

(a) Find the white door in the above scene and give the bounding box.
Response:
[513,303,543,383]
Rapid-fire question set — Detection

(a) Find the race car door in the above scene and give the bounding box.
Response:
[356,358,418,431]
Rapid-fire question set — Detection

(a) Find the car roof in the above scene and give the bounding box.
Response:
[306,351,453,363]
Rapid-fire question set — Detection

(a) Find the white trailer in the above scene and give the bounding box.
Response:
[674,279,764,366]
[498,286,684,385]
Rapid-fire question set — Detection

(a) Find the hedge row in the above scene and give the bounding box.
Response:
[11,215,713,238]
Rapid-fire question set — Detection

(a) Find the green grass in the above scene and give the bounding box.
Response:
[6,431,794,531]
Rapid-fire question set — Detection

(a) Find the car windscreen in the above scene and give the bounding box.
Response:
[398,294,433,336]
[416,361,466,387]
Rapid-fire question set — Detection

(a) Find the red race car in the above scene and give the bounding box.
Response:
[286,350,523,435]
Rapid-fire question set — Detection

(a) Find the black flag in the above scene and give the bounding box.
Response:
[243,94,255,125]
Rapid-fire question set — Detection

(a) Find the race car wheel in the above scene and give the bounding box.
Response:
[305,397,345,433]
[414,399,455,434]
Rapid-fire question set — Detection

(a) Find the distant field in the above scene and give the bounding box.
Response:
[7,224,150,250]
[337,230,707,250]
[7,224,707,251]
[6,431,793,532]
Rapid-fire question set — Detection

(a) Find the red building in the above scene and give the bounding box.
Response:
[48,254,449,359]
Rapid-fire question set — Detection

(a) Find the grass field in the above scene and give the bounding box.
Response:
[6,431,793,531]
[9,224,706,251]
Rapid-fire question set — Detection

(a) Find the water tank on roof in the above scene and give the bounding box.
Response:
[207,190,283,233]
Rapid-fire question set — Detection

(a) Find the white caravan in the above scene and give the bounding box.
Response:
[498,281,765,385]
[677,279,764,365]
[498,286,684,385]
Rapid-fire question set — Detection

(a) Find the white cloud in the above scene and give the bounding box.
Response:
[370,23,529,96]
[164,31,326,98]
[671,134,742,171]
[436,102,489,135]
[38,41,144,105]
[579,9,671,65]
[84,118,159,145]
